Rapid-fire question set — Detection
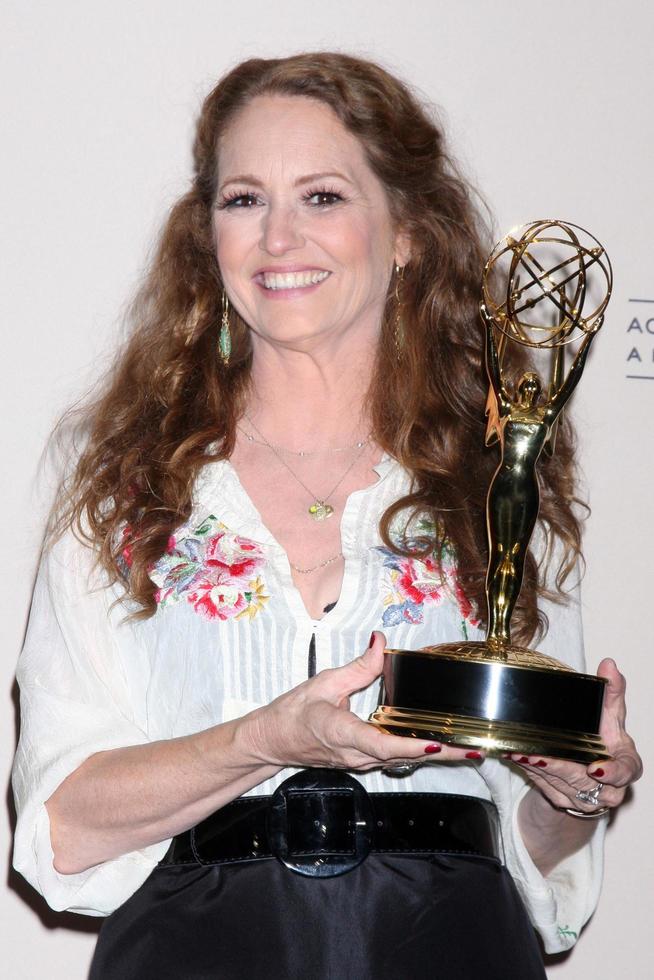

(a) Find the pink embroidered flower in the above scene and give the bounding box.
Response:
[395,555,443,605]
[203,533,261,581]
[376,518,479,633]
[187,585,248,621]
[148,515,270,622]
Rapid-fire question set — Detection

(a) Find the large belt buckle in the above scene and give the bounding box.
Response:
[268,769,373,878]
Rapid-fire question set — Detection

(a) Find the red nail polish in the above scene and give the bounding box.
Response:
[535,760,548,768]
[518,756,530,763]
[424,743,442,754]
[465,751,483,760]
[590,768,605,778]
[369,633,375,647]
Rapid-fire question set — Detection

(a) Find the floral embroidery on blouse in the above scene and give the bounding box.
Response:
[147,515,270,621]
[376,517,480,634]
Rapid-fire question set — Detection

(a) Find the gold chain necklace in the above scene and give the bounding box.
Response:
[289,552,343,574]
[243,415,369,522]
[239,425,368,457]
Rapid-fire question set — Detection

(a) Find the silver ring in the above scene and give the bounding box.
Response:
[383,762,418,777]
[562,806,610,820]
[575,781,604,806]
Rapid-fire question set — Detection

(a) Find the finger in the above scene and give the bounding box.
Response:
[506,754,589,791]
[349,720,486,765]
[507,747,640,793]
[348,720,434,761]
[320,635,387,702]
[369,630,386,653]
[508,758,602,809]
[318,648,382,705]
[597,658,627,730]
[521,768,625,811]
[586,743,643,789]
[506,755,595,801]
[508,754,628,808]
[346,642,385,691]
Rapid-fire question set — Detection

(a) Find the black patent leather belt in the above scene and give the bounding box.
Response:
[161,769,501,878]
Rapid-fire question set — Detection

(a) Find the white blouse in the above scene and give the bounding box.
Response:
[12,455,605,954]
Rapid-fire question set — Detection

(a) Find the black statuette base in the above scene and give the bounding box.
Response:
[370,643,609,764]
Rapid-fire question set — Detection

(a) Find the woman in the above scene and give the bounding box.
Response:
[12,53,641,979]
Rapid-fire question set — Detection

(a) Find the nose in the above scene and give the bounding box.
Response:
[260,203,305,255]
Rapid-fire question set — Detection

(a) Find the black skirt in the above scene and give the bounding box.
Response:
[89,852,546,979]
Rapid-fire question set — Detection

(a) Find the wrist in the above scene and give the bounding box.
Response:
[230,704,282,769]
[518,786,600,877]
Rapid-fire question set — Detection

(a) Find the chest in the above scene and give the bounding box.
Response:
[139,525,480,740]
[227,441,383,619]
[132,459,482,733]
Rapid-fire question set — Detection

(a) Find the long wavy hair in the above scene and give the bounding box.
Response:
[54,52,584,642]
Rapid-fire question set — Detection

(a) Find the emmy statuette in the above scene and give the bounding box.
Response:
[370,220,612,763]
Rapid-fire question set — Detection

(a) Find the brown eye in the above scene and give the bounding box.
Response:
[306,191,343,207]
[218,193,260,210]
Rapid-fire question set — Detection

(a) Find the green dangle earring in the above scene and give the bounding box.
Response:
[393,263,405,359]
[219,290,232,366]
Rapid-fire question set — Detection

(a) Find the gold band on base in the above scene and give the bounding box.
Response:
[370,705,610,765]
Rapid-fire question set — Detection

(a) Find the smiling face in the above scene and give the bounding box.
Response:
[212,95,409,354]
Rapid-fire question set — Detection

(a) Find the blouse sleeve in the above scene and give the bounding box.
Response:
[12,530,170,916]
[480,550,607,954]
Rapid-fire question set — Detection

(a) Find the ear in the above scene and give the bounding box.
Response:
[393,228,413,268]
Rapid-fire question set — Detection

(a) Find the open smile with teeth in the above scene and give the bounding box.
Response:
[258,270,331,290]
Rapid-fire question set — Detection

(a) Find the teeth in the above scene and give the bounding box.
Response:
[261,270,330,290]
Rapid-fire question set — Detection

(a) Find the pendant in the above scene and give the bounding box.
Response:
[308,501,334,521]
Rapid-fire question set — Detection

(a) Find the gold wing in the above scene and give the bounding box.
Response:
[484,383,502,447]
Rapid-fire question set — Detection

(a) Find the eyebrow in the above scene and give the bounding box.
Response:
[218,171,355,193]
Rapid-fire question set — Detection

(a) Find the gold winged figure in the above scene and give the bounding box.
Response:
[481,306,599,648]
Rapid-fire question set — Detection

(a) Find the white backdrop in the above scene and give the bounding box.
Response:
[2,1,652,976]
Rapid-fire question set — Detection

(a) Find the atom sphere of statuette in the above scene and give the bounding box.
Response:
[481,219,612,349]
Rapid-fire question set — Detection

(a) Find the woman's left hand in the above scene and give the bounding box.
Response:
[507,658,643,814]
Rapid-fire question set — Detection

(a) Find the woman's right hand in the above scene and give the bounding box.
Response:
[45,633,481,874]
[237,632,482,772]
